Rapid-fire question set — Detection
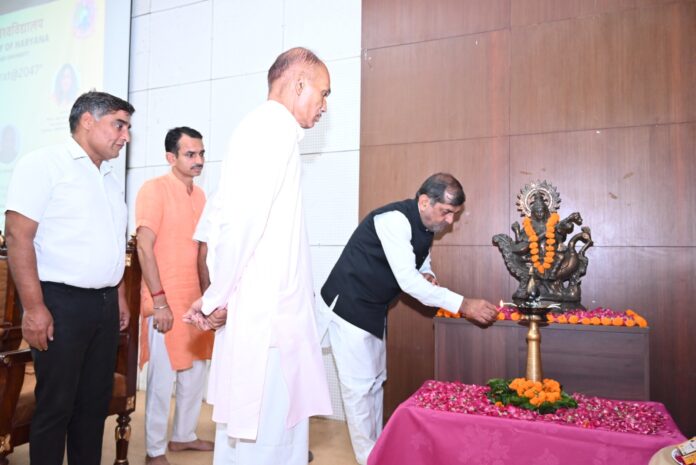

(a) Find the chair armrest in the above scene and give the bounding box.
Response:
[0,348,32,365]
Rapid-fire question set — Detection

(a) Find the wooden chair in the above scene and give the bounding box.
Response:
[0,254,22,352]
[0,238,142,465]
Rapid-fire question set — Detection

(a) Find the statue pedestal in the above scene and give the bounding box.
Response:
[434,318,649,399]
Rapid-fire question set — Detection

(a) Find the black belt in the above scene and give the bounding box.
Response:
[41,281,117,294]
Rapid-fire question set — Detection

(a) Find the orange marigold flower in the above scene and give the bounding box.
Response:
[625,319,636,327]
[543,380,560,392]
[568,315,579,324]
[524,389,536,399]
[543,378,559,388]
[612,317,624,326]
[590,317,601,325]
[511,312,521,321]
[635,316,648,328]
[495,401,503,407]
[601,317,612,326]
[542,263,552,269]
[529,235,538,242]
[546,314,556,323]
[581,317,591,325]
[509,378,523,389]
[625,309,636,316]
[556,315,568,324]
[530,397,542,406]
[497,312,505,320]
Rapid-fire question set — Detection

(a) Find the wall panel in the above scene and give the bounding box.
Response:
[363,0,510,49]
[510,2,696,134]
[361,31,510,146]
[511,0,676,27]
[509,123,696,246]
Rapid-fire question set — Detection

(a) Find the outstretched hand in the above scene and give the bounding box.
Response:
[459,298,498,326]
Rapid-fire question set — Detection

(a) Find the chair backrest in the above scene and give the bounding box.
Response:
[111,236,142,410]
[0,252,22,352]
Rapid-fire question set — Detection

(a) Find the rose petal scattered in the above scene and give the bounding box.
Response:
[414,380,667,435]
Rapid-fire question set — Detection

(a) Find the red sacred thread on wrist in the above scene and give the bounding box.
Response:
[151,289,165,297]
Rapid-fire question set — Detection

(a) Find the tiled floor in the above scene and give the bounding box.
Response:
[8,392,358,465]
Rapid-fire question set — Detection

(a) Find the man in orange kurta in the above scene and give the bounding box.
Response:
[136,127,214,465]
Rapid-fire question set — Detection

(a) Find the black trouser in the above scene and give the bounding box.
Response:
[30,282,120,465]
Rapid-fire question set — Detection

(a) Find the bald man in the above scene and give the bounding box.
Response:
[184,47,332,465]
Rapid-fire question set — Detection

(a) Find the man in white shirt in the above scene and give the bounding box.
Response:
[320,172,499,465]
[5,91,133,465]
[183,47,332,465]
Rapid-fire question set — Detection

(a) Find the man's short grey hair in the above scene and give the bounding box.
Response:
[267,47,323,90]
[69,91,135,134]
[415,173,465,206]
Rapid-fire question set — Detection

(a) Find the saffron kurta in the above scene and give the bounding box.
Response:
[136,172,214,370]
[202,100,332,440]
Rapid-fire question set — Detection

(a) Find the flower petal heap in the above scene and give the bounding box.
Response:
[415,380,668,435]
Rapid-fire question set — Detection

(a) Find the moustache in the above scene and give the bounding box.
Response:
[191,164,204,170]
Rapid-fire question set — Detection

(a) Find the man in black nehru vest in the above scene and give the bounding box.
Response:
[320,172,498,465]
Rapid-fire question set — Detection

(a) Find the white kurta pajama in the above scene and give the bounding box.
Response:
[201,100,332,464]
[317,210,464,465]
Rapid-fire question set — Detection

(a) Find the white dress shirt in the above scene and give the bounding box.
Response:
[373,210,463,314]
[5,136,127,288]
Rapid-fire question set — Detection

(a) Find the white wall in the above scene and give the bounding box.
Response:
[127,0,361,421]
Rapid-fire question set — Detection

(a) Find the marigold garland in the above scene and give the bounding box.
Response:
[435,307,649,327]
[523,212,559,274]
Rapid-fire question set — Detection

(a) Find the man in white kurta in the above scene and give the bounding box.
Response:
[184,47,332,465]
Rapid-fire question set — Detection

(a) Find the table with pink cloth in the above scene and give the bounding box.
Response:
[368,381,686,465]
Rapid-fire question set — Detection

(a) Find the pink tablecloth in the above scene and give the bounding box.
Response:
[368,382,686,465]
